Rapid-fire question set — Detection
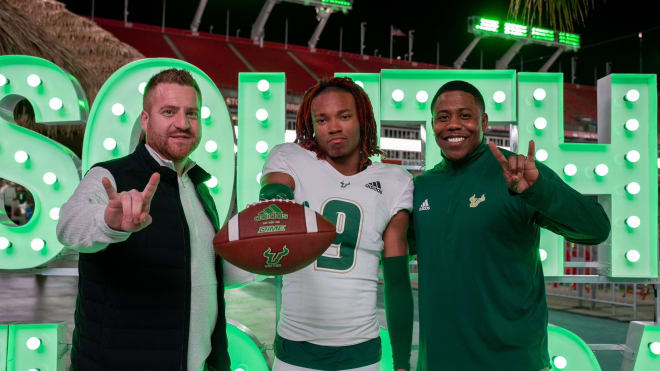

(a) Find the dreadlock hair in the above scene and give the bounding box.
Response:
[295,77,384,171]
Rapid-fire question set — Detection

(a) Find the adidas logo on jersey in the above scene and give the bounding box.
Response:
[419,199,430,211]
[365,181,382,194]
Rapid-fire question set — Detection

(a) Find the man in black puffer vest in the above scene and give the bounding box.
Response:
[58,69,230,371]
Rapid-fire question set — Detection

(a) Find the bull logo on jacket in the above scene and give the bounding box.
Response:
[469,194,486,208]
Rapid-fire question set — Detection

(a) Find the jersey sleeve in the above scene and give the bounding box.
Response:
[389,172,414,218]
[262,144,294,177]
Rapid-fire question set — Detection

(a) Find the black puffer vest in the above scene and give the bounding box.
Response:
[70,144,229,371]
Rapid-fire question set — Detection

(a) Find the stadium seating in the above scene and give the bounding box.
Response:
[167,32,250,90]
[563,84,597,128]
[95,18,177,59]
[290,48,356,79]
[230,40,316,94]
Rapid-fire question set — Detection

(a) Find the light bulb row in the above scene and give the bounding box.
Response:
[541,247,644,263]
[622,89,642,136]
[390,89,456,104]
[251,80,273,190]
[533,116,642,133]
[389,88,515,104]
[0,237,47,251]
[252,79,275,193]
[532,148,640,168]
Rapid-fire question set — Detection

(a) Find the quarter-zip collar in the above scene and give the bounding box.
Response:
[436,138,488,171]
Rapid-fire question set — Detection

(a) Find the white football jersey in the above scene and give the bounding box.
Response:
[263,143,413,346]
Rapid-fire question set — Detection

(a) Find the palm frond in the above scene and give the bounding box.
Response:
[0,0,144,155]
[508,0,595,32]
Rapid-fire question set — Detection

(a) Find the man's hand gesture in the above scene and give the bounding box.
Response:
[488,140,539,194]
[102,173,160,232]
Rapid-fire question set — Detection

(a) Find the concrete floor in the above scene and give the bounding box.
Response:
[1,273,654,371]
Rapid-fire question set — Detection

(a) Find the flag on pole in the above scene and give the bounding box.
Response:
[391,27,405,37]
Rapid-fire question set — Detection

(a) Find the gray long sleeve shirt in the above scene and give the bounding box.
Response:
[57,145,254,370]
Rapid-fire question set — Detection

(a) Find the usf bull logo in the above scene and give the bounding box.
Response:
[469,194,486,208]
[263,246,290,268]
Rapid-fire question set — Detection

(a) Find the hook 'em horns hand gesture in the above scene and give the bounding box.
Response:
[102,173,160,232]
[488,140,539,194]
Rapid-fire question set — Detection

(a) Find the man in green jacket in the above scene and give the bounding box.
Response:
[411,80,611,371]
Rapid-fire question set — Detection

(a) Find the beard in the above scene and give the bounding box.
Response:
[146,129,200,162]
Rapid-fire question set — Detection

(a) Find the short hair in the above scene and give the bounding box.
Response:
[430,80,485,115]
[142,68,201,110]
[296,77,383,170]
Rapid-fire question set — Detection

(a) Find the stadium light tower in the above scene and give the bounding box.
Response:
[190,0,209,34]
[250,0,352,48]
[454,16,580,70]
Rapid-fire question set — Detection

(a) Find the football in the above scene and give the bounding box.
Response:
[213,200,337,275]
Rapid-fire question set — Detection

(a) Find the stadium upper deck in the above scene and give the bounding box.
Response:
[95,17,601,132]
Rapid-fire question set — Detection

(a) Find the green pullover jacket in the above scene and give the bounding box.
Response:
[412,140,610,371]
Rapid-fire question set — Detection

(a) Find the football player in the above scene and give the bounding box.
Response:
[259,77,414,371]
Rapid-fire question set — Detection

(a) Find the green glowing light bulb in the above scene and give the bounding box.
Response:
[649,341,660,355]
[30,238,45,251]
[552,355,567,369]
[534,117,547,130]
[14,150,29,163]
[26,336,41,350]
[103,138,117,151]
[625,89,640,102]
[392,89,404,102]
[201,106,211,119]
[563,164,577,176]
[43,171,57,185]
[539,248,547,261]
[626,216,641,229]
[111,103,125,116]
[625,150,640,163]
[625,118,639,131]
[0,237,11,250]
[536,149,548,162]
[27,74,41,87]
[625,182,640,195]
[416,90,429,103]
[257,79,270,92]
[256,108,268,122]
[626,249,641,262]
[594,164,609,176]
[493,90,506,103]
[533,88,546,101]
[205,176,218,189]
[49,97,63,111]
[49,207,60,220]
[205,140,218,153]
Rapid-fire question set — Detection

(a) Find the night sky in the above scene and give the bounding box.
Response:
[61,0,659,86]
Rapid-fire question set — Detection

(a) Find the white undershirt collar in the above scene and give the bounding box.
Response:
[145,144,196,176]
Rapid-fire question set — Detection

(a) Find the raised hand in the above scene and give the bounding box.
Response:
[488,140,539,193]
[102,173,160,232]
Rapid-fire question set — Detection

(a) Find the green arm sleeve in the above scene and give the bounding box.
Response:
[259,183,294,201]
[383,255,413,370]
[519,162,611,244]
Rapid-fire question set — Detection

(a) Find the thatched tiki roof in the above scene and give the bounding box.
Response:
[0,0,144,156]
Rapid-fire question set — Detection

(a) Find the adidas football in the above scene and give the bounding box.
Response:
[213,200,337,275]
